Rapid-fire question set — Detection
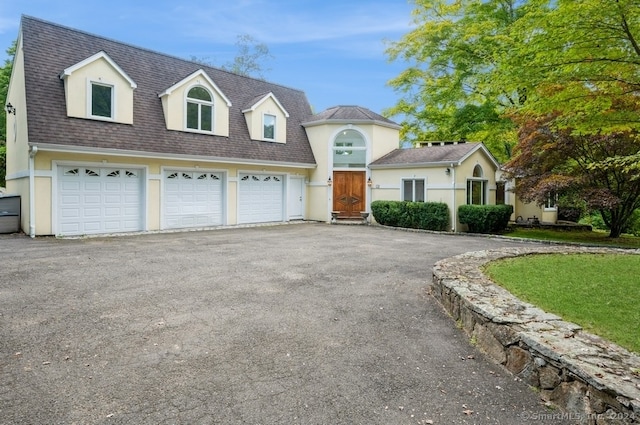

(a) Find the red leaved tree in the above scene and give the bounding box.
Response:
[504,115,640,238]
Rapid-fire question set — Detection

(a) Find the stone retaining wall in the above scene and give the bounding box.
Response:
[432,246,640,424]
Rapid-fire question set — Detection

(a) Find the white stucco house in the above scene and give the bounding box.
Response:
[4,16,552,237]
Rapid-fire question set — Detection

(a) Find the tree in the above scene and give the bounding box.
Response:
[1,40,17,188]
[501,0,640,135]
[191,34,272,80]
[222,34,273,79]
[384,0,528,161]
[504,114,640,238]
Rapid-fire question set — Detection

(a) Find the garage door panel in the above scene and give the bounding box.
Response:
[238,174,284,224]
[58,166,143,236]
[163,170,223,229]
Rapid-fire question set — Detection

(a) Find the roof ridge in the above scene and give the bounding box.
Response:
[20,14,307,96]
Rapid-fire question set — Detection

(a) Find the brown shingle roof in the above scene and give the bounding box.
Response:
[21,16,316,166]
[302,105,400,129]
[370,143,495,168]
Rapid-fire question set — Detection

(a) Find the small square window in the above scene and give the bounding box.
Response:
[263,114,276,140]
[402,178,425,202]
[91,83,113,118]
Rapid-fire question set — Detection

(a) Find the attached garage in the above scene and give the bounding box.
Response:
[163,170,224,229]
[238,173,284,224]
[57,166,143,236]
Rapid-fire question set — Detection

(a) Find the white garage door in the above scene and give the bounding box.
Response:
[58,166,142,236]
[164,171,223,229]
[238,173,284,224]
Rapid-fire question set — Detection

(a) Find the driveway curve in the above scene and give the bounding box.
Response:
[0,223,565,424]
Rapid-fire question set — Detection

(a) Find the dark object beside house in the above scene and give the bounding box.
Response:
[0,195,21,234]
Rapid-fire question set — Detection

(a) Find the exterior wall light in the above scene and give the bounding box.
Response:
[5,103,16,115]
[445,168,451,176]
[367,177,372,187]
[327,176,332,186]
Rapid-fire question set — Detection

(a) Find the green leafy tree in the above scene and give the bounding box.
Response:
[1,40,17,188]
[384,0,527,161]
[501,0,640,135]
[504,115,640,238]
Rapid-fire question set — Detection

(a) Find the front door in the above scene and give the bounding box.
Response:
[332,171,365,219]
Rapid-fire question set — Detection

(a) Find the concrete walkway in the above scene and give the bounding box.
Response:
[0,224,566,424]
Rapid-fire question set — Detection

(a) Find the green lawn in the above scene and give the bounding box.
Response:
[503,228,640,249]
[483,253,640,354]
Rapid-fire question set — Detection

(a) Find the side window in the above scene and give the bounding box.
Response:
[467,180,487,205]
[263,114,276,140]
[402,179,425,202]
[91,82,113,119]
[186,86,213,132]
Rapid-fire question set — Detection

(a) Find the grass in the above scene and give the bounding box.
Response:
[483,253,640,354]
[503,228,640,249]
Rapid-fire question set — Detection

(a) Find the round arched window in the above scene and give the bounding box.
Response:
[333,129,366,168]
[186,86,213,131]
[473,164,483,178]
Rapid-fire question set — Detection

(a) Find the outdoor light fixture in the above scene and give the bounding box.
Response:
[5,103,16,115]
[445,168,451,176]
[327,176,332,186]
[367,177,372,187]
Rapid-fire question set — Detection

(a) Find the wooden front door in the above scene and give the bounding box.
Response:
[332,171,365,219]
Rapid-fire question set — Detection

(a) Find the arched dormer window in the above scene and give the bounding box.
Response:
[186,86,213,132]
[473,164,483,178]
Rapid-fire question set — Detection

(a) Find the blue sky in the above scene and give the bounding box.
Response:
[0,1,415,115]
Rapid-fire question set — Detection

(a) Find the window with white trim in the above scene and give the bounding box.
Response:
[402,178,425,202]
[333,129,366,168]
[263,114,276,140]
[466,165,487,205]
[91,82,113,119]
[545,191,558,209]
[186,86,213,132]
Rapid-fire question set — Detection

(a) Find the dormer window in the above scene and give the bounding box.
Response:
[91,82,114,119]
[186,86,213,132]
[60,51,136,124]
[263,114,276,140]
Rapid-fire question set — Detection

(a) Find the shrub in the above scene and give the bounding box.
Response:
[557,206,582,222]
[371,200,449,231]
[458,204,514,233]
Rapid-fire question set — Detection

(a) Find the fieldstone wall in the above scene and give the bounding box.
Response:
[432,246,640,424]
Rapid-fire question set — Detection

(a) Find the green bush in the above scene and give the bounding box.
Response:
[371,200,449,231]
[458,204,514,233]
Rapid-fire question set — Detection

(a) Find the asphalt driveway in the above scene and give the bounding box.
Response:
[0,224,565,424]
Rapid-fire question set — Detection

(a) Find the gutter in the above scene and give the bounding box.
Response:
[28,145,38,238]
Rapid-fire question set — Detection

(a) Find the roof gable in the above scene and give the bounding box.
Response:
[242,92,289,118]
[60,51,137,89]
[158,69,232,107]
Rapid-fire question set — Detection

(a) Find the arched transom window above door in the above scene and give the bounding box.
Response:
[333,129,366,168]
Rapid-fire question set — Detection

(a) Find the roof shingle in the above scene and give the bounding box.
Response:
[370,143,484,167]
[21,16,317,166]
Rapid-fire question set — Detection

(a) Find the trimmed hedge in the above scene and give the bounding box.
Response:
[371,200,450,231]
[458,204,514,233]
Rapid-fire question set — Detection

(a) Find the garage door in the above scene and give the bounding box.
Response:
[164,171,223,229]
[58,166,143,236]
[238,173,284,224]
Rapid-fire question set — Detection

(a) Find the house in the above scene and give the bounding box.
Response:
[370,142,501,231]
[4,16,552,237]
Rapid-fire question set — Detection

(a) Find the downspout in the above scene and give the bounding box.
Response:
[451,164,457,232]
[28,145,38,238]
